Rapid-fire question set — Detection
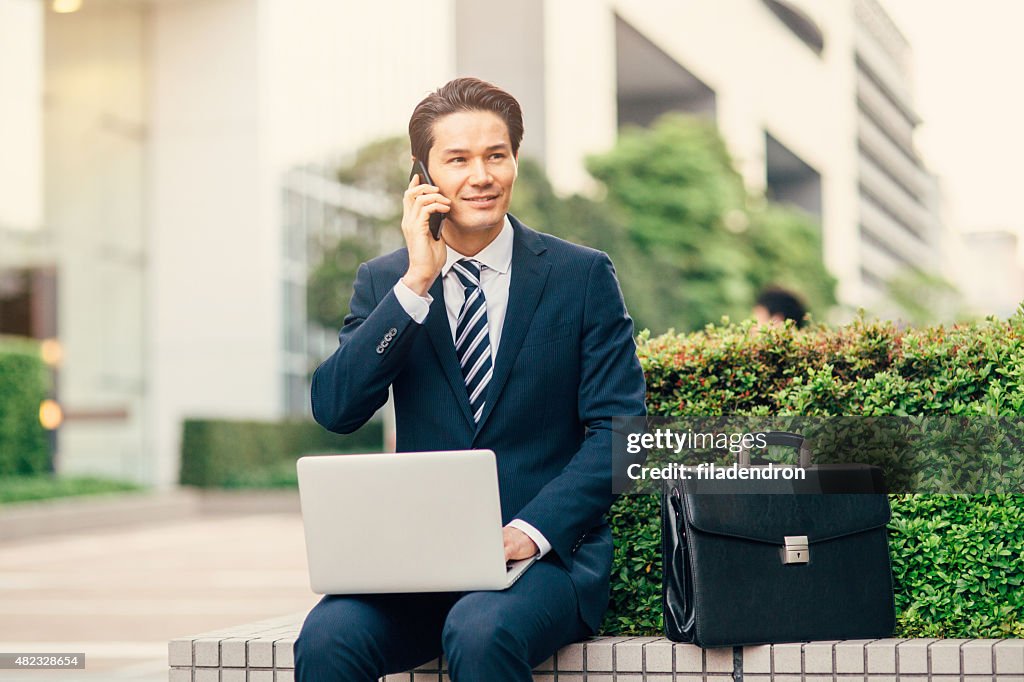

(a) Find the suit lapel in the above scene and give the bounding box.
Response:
[475,219,550,434]
[424,275,476,427]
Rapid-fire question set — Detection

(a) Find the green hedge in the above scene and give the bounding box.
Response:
[605,314,1024,637]
[0,337,49,476]
[889,493,1024,637]
[179,418,384,488]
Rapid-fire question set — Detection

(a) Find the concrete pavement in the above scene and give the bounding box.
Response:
[0,501,318,681]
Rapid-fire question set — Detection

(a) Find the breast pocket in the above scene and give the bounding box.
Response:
[521,321,575,348]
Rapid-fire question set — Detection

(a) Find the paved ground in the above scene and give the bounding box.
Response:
[0,510,318,681]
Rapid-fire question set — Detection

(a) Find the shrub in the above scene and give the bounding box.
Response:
[888,493,1024,637]
[0,337,49,476]
[180,418,383,488]
[604,313,1024,637]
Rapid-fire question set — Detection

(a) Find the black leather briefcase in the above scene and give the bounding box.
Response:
[661,431,895,647]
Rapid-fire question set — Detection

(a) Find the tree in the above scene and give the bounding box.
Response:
[307,235,380,332]
[509,160,660,333]
[584,113,836,331]
[306,137,406,331]
[743,201,837,319]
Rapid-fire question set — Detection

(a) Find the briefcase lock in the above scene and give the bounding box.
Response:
[782,535,809,564]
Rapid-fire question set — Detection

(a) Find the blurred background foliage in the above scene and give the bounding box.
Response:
[179,418,383,488]
[0,337,49,477]
[0,337,143,505]
[307,137,409,332]
[0,476,140,505]
[885,268,972,327]
[586,115,817,331]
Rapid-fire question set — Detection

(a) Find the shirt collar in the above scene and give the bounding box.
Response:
[442,215,514,277]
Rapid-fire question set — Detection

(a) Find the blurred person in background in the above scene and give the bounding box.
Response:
[753,286,808,328]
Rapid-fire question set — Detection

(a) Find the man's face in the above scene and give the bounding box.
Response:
[753,305,774,326]
[426,109,518,236]
[752,305,785,327]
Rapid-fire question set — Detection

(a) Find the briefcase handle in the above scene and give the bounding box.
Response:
[739,431,812,468]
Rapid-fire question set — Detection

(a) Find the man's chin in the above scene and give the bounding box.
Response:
[447,214,505,234]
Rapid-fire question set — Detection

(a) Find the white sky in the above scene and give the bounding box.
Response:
[881,0,1024,236]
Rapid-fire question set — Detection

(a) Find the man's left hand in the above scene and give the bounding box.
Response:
[503,526,539,562]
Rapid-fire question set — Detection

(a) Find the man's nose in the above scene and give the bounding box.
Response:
[468,158,492,185]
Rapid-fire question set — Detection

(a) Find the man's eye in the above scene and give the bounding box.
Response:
[490,153,506,160]
[449,157,465,163]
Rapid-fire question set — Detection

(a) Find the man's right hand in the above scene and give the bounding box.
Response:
[401,173,450,296]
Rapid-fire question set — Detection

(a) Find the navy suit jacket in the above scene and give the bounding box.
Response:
[310,215,647,631]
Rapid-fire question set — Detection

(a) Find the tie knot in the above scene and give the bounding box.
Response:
[452,259,482,289]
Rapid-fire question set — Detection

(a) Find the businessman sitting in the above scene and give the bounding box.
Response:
[295,77,647,682]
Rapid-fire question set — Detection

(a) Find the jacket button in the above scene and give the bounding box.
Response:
[376,345,384,354]
[389,327,398,335]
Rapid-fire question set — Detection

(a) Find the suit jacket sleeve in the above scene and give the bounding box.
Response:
[311,261,423,433]
[513,252,647,565]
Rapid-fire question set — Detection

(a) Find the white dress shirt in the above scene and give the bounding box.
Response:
[392,215,551,559]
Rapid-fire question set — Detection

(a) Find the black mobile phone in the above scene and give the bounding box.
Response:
[410,159,444,240]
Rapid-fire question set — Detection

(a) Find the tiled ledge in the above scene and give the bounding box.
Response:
[168,613,1024,681]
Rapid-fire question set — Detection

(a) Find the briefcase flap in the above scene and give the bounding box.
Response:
[678,467,891,545]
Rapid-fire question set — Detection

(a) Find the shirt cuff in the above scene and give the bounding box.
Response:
[507,519,551,559]
[393,279,433,324]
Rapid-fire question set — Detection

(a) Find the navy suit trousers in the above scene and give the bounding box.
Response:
[293,560,590,682]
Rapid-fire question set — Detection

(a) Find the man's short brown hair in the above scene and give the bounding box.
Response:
[408,77,524,166]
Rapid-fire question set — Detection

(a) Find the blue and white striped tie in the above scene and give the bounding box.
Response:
[452,259,492,423]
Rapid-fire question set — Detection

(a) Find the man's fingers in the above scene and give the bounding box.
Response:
[407,194,449,226]
[504,544,530,561]
[502,527,538,561]
[403,175,421,205]
[404,184,441,202]
[401,192,448,238]
[411,191,447,206]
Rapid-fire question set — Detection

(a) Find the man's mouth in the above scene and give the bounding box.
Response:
[463,194,499,204]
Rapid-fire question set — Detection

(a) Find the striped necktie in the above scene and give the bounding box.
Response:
[452,259,492,423]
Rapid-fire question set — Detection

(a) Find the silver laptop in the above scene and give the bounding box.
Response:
[296,450,537,594]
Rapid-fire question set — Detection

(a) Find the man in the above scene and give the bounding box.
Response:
[753,286,808,328]
[295,77,646,682]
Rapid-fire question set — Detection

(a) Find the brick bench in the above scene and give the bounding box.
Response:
[169,613,1024,681]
